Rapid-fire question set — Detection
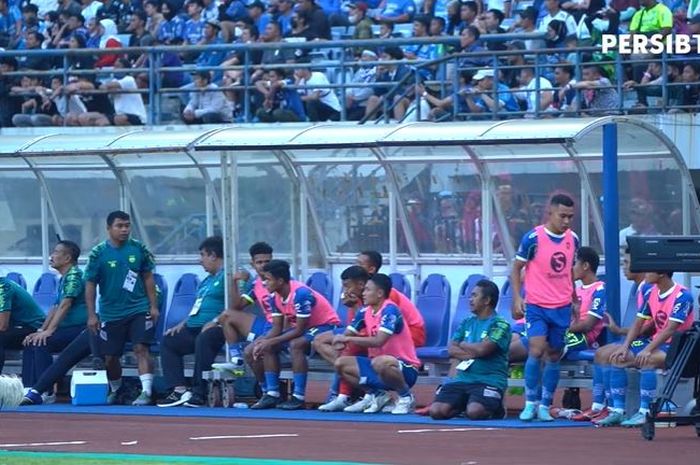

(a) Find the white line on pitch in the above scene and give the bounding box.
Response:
[0,441,87,448]
[189,434,299,441]
[397,428,500,434]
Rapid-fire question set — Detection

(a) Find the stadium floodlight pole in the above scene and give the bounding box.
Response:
[603,123,621,326]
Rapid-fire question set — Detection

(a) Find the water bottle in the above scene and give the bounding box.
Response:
[233,402,249,409]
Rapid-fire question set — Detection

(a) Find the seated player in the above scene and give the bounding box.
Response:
[0,276,45,374]
[157,236,229,407]
[356,250,426,348]
[564,247,606,356]
[554,246,606,412]
[596,271,694,427]
[251,260,340,410]
[429,279,510,420]
[334,274,420,415]
[577,249,655,423]
[21,241,87,401]
[211,241,273,378]
[313,265,370,411]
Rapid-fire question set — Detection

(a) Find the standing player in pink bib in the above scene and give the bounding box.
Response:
[251,260,340,410]
[211,242,273,382]
[511,194,579,421]
[596,271,694,427]
[333,274,420,415]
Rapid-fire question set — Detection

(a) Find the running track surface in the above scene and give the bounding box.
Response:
[1,413,698,465]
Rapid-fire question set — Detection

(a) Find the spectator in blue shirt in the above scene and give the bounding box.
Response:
[201,0,218,21]
[372,0,415,23]
[0,0,22,48]
[218,0,247,41]
[247,0,271,36]
[182,0,204,44]
[457,25,491,71]
[196,19,225,81]
[255,68,307,122]
[454,0,477,31]
[157,0,185,44]
[463,68,519,118]
[63,12,89,46]
[273,0,294,35]
[403,15,441,79]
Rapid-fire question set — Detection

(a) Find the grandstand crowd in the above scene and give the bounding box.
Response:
[1,196,697,426]
[2,0,700,125]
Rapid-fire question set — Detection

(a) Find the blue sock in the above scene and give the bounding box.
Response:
[602,365,612,405]
[292,372,308,400]
[228,343,242,360]
[541,361,560,407]
[592,363,605,405]
[397,385,411,397]
[329,374,341,397]
[610,366,627,410]
[264,371,280,396]
[524,356,541,402]
[640,369,657,411]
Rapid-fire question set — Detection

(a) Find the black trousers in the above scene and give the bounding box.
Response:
[305,100,340,122]
[160,325,225,397]
[0,326,36,373]
[32,329,101,394]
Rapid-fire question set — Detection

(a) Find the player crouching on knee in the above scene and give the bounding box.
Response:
[429,279,510,420]
[333,274,420,415]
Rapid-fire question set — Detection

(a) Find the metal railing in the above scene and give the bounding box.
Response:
[2,33,699,126]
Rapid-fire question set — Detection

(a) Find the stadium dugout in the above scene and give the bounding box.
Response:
[0,117,698,401]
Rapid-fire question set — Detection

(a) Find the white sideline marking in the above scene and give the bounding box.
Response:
[121,440,139,446]
[0,441,87,448]
[189,433,299,441]
[397,428,499,434]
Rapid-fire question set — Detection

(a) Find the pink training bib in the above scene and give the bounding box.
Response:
[273,280,340,328]
[576,281,605,346]
[363,300,420,367]
[523,225,576,308]
[253,277,272,322]
[647,284,693,343]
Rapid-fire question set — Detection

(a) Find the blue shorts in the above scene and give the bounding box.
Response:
[302,324,337,342]
[629,338,670,355]
[511,322,526,335]
[278,324,338,351]
[525,304,571,351]
[247,316,273,342]
[356,356,418,392]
